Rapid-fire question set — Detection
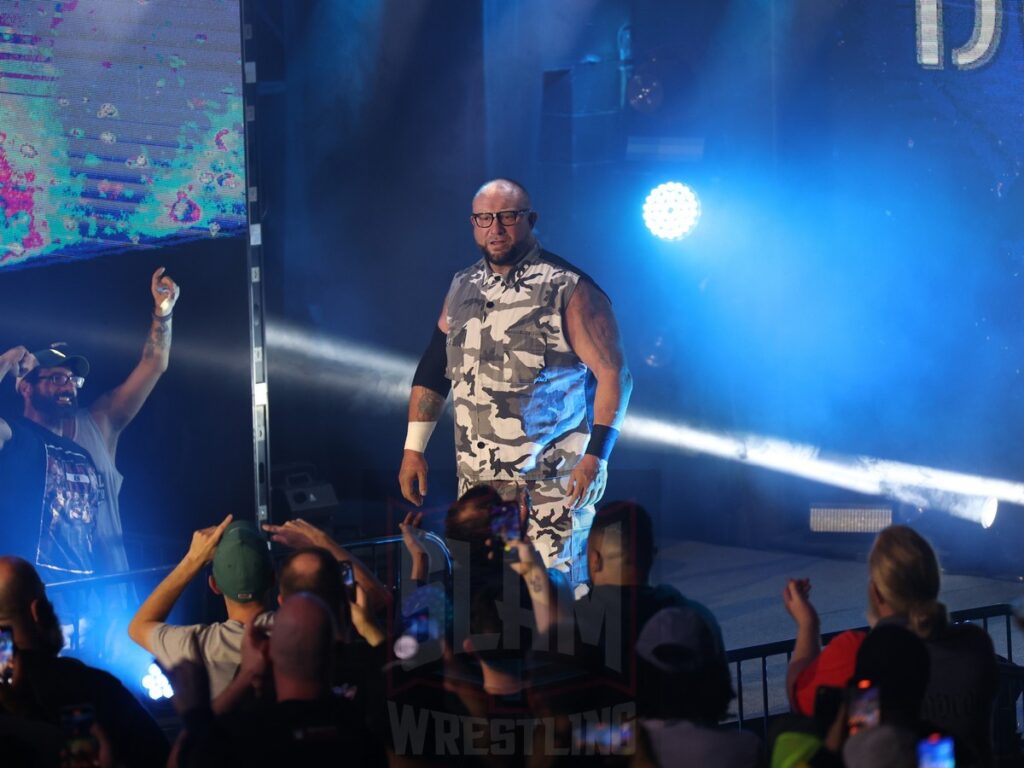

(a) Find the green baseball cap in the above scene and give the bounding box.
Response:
[212,521,273,603]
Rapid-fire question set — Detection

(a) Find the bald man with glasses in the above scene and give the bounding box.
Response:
[398,179,633,594]
[0,267,179,580]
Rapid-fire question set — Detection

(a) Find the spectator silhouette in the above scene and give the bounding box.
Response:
[0,556,168,767]
[573,502,758,766]
[176,592,384,768]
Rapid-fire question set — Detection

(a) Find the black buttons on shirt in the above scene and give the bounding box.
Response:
[477,441,485,449]
[486,301,495,308]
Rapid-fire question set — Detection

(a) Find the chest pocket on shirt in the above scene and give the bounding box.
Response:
[502,332,546,384]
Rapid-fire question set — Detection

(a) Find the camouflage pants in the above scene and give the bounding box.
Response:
[458,475,594,593]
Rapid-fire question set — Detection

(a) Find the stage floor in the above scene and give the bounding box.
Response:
[656,540,1024,721]
[658,539,1024,650]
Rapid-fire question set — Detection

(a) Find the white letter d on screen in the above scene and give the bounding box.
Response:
[917,0,1002,70]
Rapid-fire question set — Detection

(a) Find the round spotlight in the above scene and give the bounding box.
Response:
[643,182,700,241]
[141,662,174,700]
[981,497,998,529]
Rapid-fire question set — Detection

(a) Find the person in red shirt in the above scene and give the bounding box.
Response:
[781,525,997,764]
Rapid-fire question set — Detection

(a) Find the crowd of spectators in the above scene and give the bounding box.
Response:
[0,489,1012,767]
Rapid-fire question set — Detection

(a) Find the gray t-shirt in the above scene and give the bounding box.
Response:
[72,412,127,573]
[149,611,275,698]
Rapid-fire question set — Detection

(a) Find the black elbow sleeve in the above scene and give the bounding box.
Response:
[412,325,450,397]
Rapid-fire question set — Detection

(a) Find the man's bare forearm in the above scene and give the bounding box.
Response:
[592,366,632,430]
[409,552,429,582]
[142,314,173,373]
[0,346,33,386]
[0,349,27,449]
[408,385,445,422]
[785,619,822,709]
[579,292,631,428]
[128,555,202,649]
[351,608,386,647]
[92,315,173,439]
[319,537,392,609]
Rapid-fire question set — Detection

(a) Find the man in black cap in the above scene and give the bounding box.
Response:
[0,267,179,579]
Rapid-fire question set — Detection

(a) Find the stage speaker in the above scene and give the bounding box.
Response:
[542,61,622,115]
[283,483,338,515]
[271,463,352,541]
[540,62,625,166]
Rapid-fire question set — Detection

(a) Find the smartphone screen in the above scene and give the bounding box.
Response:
[918,733,955,768]
[489,501,521,543]
[846,681,880,735]
[338,561,355,601]
[0,626,14,683]
[339,561,354,587]
[60,704,99,768]
[394,605,442,661]
[406,608,436,644]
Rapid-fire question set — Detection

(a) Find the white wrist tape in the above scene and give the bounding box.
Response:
[404,421,437,452]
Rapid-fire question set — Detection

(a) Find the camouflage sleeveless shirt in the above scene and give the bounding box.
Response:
[444,243,595,483]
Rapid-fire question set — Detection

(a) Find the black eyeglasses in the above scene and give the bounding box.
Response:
[471,209,531,228]
[31,372,85,388]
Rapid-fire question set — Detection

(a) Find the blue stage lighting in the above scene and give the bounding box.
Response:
[621,413,1024,527]
[141,663,173,701]
[643,182,701,240]
[981,497,998,529]
[266,324,1020,528]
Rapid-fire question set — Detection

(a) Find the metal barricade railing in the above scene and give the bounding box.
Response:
[42,532,454,603]
[45,564,177,593]
[341,530,454,600]
[724,603,1019,742]
[44,533,454,651]
[46,565,178,651]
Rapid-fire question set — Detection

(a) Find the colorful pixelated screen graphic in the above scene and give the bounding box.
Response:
[0,0,245,269]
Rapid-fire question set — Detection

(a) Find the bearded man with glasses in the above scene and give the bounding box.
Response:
[0,267,180,580]
[398,179,632,595]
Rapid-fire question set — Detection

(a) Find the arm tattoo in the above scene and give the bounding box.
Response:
[579,288,621,370]
[527,571,546,594]
[416,389,444,421]
[143,318,172,360]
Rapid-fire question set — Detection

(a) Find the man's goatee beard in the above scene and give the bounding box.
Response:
[481,239,532,268]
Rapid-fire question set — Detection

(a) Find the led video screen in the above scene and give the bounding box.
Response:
[0,0,245,269]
